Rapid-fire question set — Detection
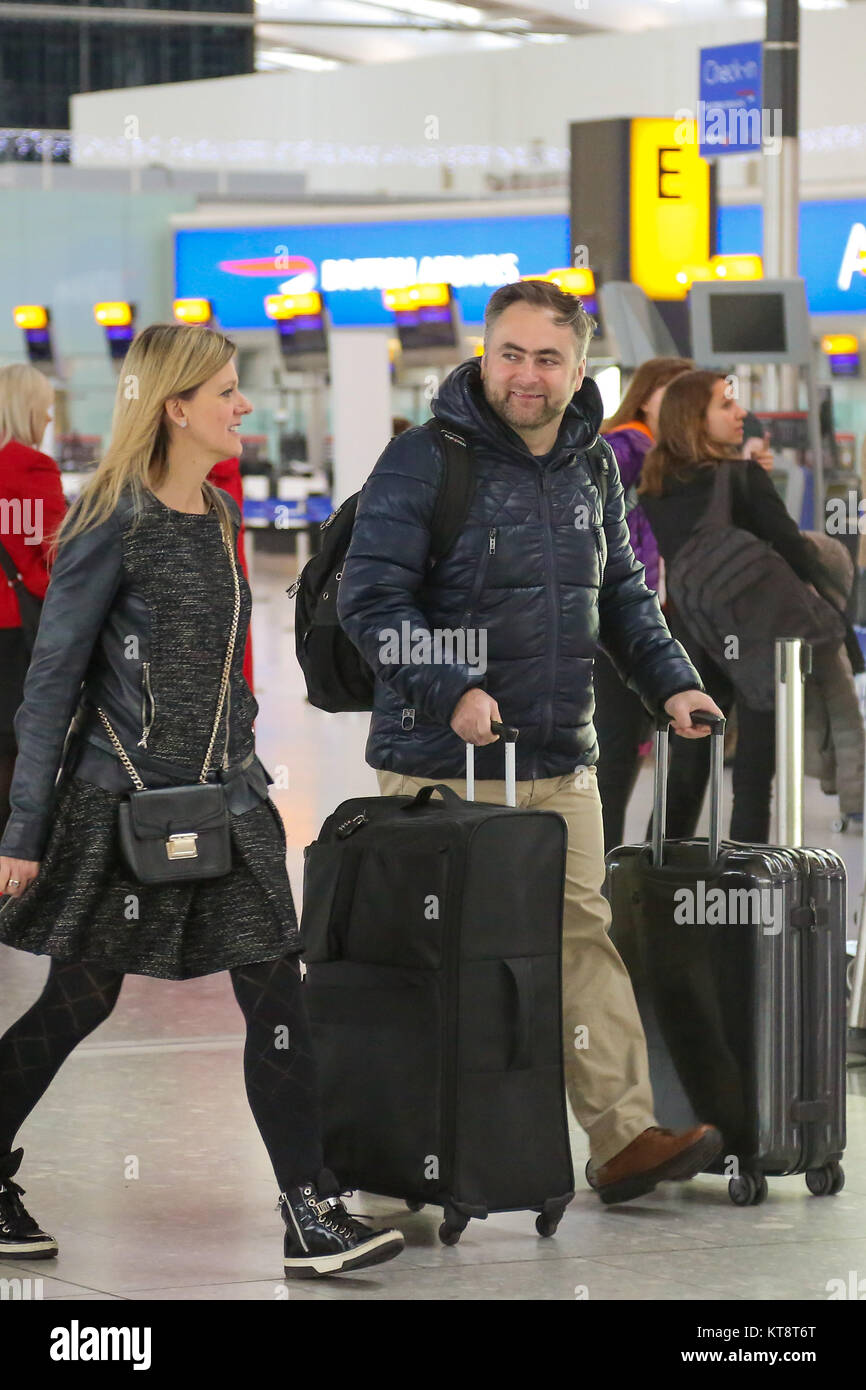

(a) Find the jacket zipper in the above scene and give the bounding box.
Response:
[459,528,496,627]
[138,662,155,748]
[537,474,559,747]
[592,524,604,582]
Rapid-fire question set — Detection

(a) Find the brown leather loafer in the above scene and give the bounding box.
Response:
[595,1124,723,1206]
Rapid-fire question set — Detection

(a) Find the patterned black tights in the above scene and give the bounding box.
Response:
[0,953,323,1191]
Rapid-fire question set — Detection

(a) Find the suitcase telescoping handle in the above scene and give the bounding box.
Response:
[651,711,726,868]
[466,720,519,807]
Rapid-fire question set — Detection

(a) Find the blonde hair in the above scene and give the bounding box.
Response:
[57,323,237,549]
[0,363,54,450]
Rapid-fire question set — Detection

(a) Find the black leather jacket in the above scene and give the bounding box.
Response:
[1,486,270,863]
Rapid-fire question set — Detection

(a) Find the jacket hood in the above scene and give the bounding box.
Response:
[432,358,603,462]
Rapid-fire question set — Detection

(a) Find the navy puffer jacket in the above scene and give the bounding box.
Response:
[337,359,702,780]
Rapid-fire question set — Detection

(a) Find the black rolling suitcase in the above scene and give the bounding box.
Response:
[606,713,847,1206]
[302,724,575,1244]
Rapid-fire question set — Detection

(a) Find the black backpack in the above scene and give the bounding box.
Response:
[289,422,612,713]
[666,461,846,712]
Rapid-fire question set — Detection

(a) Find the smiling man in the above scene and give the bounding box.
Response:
[338,280,725,1205]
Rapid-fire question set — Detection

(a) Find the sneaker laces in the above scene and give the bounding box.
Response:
[0,1179,41,1236]
[276,1189,375,1237]
[318,1197,374,1239]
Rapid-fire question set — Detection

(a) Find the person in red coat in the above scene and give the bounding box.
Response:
[0,365,67,834]
[207,456,254,692]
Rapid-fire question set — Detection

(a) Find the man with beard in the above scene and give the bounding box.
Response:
[337,279,725,1206]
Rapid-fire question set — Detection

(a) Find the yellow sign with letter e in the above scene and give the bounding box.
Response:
[630,118,711,302]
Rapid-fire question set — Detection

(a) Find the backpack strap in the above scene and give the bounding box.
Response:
[424,419,477,566]
[699,460,735,529]
[0,536,22,589]
[584,435,611,515]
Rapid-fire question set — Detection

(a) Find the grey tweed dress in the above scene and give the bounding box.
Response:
[0,490,301,980]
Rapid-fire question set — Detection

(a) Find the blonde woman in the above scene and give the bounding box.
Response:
[0,364,66,837]
[0,324,403,1278]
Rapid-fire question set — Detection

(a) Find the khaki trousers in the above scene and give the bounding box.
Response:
[377,766,657,1166]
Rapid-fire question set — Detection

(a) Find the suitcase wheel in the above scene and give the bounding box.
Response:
[806,1161,845,1197]
[535,1196,571,1237]
[439,1224,462,1246]
[584,1159,599,1191]
[405,1200,425,1213]
[728,1173,768,1206]
[438,1204,469,1246]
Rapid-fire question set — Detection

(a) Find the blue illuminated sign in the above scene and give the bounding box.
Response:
[174,215,571,331]
[175,202,866,332]
[698,41,764,157]
[717,200,866,314]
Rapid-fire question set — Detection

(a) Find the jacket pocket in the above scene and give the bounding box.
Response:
[459,528,497,627]
[138,661,156,749]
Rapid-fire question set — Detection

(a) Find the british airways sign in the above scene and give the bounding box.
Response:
[174,203,866,330]
[175,216,567,330]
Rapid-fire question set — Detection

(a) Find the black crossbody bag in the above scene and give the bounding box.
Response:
[96,486,241,885]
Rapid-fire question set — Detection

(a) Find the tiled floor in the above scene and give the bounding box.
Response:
[1,550,864,1302]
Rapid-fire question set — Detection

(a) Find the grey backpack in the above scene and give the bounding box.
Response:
[666,462,846,712]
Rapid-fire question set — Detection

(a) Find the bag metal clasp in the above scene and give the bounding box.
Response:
[166,832,200,860]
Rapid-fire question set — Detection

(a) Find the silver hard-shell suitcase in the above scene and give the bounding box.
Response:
[605,713,847,1205]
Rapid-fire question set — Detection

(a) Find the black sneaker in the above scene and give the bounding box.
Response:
[0,1149,58,1259]
[279,1172,404,1278]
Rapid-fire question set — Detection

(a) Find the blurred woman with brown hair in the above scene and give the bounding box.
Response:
[594,356,693,850]
[639,369,854,842]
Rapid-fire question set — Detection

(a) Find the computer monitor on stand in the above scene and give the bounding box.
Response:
[688,279,824,528]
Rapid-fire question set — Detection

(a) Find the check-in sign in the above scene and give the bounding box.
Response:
[698,41,764,157]
[630,118,712,301]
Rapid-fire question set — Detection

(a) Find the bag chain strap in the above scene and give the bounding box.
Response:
[97,485,241,791]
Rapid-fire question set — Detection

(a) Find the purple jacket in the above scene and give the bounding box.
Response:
[602,424,660,593]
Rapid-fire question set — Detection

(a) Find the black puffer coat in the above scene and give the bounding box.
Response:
[337,360,702,781]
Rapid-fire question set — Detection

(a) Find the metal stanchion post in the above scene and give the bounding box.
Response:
[651,726,668,868]
[775,638,806,846]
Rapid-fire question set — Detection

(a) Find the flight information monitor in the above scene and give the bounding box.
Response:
[709,292,787,355]
[391,286,459,353]
[24,327,53,364]
[689,279,813,366]
[277,312,328,359]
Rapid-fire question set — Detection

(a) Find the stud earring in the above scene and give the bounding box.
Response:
[178,420,187,428]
